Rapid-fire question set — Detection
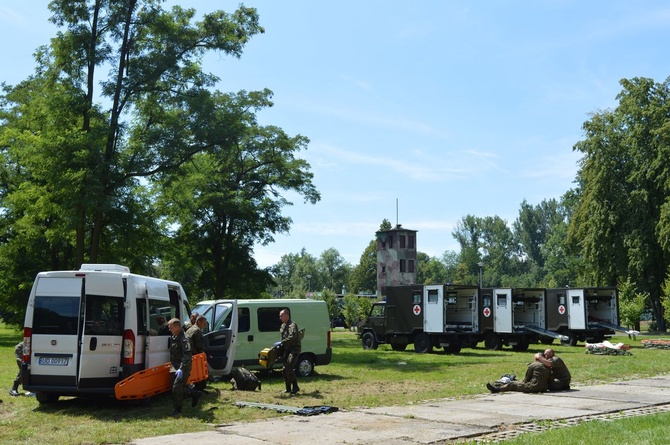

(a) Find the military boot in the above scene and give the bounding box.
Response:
[284,382,291,393]
[291,382,300,394]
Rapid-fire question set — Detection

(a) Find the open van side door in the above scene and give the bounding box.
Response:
[143,280,172,368]
[202,300,238,376]
[78,274,125,388]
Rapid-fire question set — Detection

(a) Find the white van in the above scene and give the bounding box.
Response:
[21,264,238,404]
[191,299,332,377]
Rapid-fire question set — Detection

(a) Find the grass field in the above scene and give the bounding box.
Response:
[1,323,668,444]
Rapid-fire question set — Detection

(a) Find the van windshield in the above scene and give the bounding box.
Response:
[33,296,80,335]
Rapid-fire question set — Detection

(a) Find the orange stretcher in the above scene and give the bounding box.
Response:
[114,353,208,400]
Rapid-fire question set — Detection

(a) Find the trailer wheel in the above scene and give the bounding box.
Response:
[484,333,502,350]
[511,339,529,351]
[390,342,407,351]
[413,333,433,353]
[362,332,378,350]
[443,343,462,354]
[560,332,578,347]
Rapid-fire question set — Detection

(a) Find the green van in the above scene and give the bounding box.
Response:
[192,299,332,377]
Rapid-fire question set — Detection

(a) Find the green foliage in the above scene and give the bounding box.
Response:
[342,293,375,327]
[618,278,647,329]
[348,240,377,294]
[316,288,339,319]
[0,2,316,321]
[570,77,670,330]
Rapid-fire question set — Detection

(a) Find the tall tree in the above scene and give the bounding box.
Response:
[570,77,670,331]
[348,240,377,294]
[1,1,264,263]
[156,90,319,299]
[317,248,351,293]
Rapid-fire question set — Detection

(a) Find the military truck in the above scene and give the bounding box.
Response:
[359,284,481,354]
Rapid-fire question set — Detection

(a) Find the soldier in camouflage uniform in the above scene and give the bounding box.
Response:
[186,315,207,392]
[10,342,23,396]
[536,348,571,391]
[278,308,302,394]
[168,318,202,416]
[487,354,550,394]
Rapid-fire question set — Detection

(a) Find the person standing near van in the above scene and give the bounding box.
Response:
[186,316,208,392]
[10,342,24,396]
[277,308,301,394]
[168,318,202,416]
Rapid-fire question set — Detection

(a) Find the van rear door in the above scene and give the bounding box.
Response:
[78,274,125,389]
[30,277,83,388]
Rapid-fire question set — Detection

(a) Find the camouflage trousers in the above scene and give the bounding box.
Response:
[171,366,192,409]
[282,350,300,385]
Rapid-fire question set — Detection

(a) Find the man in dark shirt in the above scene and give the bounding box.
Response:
[277,308,302,394]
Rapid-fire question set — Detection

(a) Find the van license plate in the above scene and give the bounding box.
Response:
[38,357,69,366]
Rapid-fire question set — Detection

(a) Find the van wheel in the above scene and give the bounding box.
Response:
[362,332,378,350]
[295,355,315,377]
[36,392,59,404]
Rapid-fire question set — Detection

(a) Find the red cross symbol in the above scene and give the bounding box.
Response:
[558,305,566,315]
[483,307,491,317]
[413,304,421,316]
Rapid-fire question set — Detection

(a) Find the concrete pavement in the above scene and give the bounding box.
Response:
[132,375,670,444]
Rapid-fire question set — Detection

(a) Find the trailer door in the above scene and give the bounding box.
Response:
[423,285,444,333]
[494,289,513,333]
[567,289,587,330]
[78,275,125,389]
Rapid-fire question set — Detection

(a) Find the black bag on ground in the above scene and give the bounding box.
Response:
[231,367,261,391]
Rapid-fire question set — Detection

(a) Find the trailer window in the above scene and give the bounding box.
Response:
[427,289,439,304]
[32,296,80,335]
[412,291,421,304]
[496,294,507,308]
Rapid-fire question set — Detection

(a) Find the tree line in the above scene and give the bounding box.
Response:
[1,2,669,332]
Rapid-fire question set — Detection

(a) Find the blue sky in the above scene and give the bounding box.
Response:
[2,2,670,269]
